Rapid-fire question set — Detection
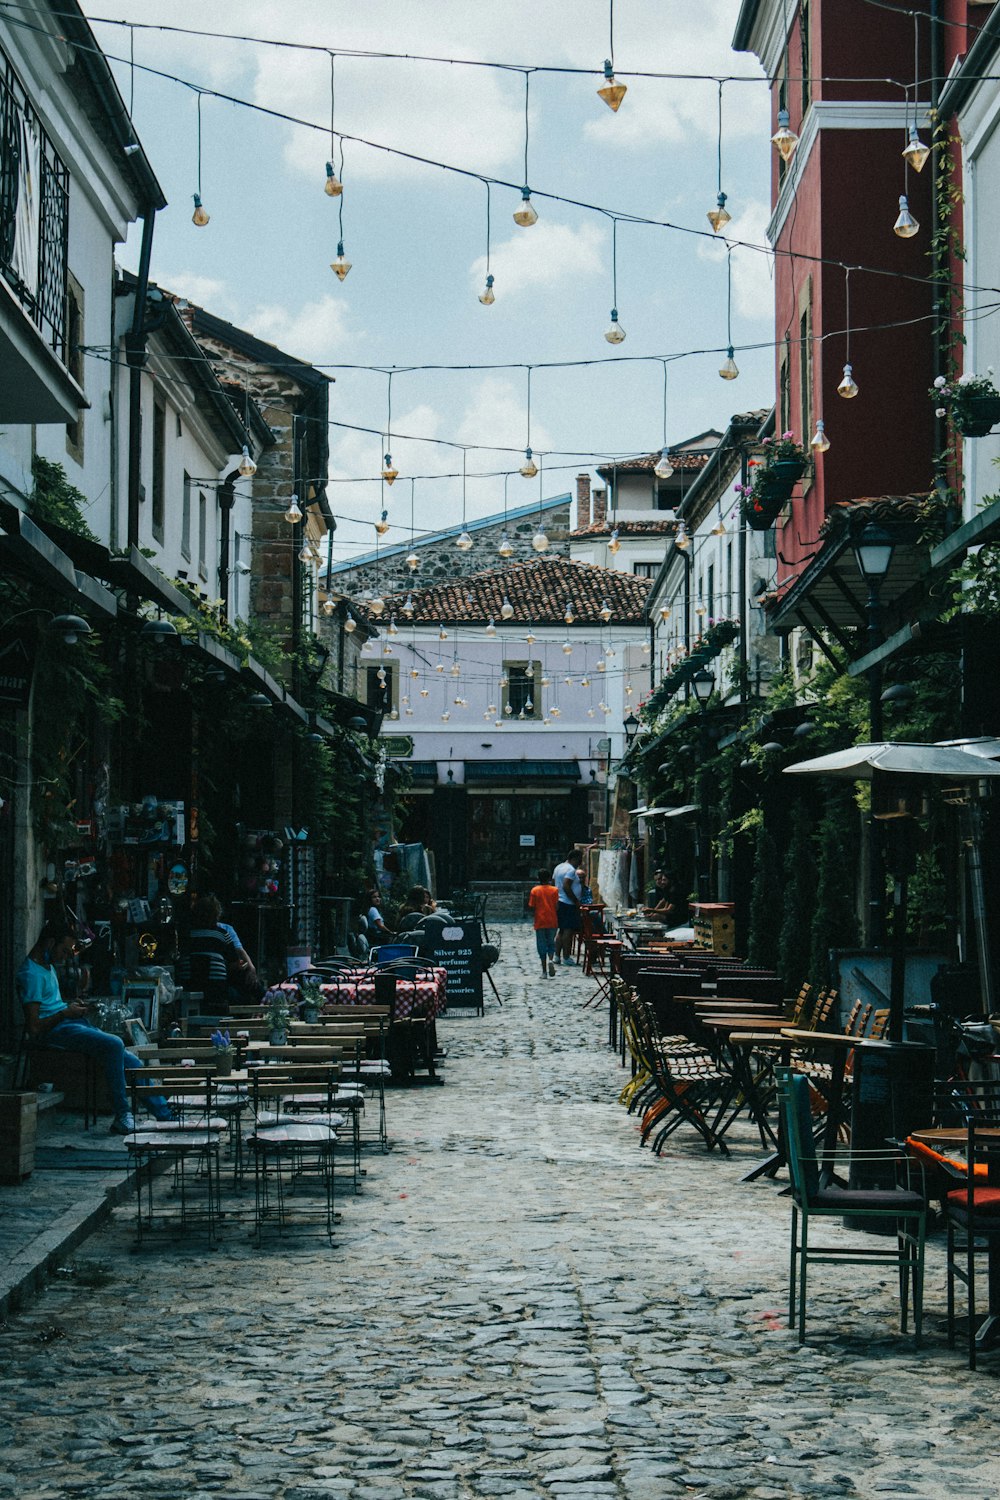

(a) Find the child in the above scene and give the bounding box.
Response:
[528,868,559,978]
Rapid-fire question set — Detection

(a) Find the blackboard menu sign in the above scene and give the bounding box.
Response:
[430,919,483,1012]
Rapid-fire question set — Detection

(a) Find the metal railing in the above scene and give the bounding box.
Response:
[0,48,69,361]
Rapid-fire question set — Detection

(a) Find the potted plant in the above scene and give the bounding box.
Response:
[299,977,322,1025]
[736,477,786,531]
[759,431,809,485]
[932,371,1000,437]
[210,1027,234,1077]
[265,992,290,1046]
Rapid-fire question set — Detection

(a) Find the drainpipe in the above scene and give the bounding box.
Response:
[124,209,157,553]
[218,475,235,620]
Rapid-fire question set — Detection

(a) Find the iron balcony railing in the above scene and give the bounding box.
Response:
[0,47,69,362]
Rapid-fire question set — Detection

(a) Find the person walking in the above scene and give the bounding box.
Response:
[552,847,584,967]
[527,869,559,977]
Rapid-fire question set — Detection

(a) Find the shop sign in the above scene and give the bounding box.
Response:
[383,735,414,757]
[519,834,536,847]
[0,633,34,709]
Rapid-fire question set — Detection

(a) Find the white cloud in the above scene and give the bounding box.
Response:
[470,220,606,297]
[454,375,552,458]
[695,198,774,325]
[245,294,353,366]
[153,270,232,311]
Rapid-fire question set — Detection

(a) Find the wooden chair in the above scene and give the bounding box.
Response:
[776,1066,927,1345]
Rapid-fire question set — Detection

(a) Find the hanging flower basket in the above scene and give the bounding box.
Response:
[931,372,1000,437]
[769,456,808,484]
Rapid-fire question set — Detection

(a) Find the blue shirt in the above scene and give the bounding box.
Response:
[16,957,66,1020]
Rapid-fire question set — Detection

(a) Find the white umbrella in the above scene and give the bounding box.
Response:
[784,742,1000,779]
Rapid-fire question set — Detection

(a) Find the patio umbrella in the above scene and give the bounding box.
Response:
[784,742,1000,1035]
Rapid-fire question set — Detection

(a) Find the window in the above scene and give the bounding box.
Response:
[198,490,207,580]
[726,541,734,616]
[633,562,659,579]
[151,399,166,544]
[64,273,84,463]
[364,662,397,713]
[503,660,540,719]
[181,471,192,561]
[799,286,814,456]
[800,2,811,116]
[779,343,792,438]
[706,563,715,624]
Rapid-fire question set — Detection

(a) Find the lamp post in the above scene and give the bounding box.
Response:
[623,711,640,755]
[691,667,715,900]
[852,522,896,947]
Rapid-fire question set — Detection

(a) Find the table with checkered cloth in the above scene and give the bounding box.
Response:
[265,969,447,1020]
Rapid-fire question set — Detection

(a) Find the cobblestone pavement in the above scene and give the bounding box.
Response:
[0,927,994,1500]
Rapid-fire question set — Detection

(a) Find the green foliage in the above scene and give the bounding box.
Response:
[28,456,97,540]
[809,786,860,985]
[944,524,1000,622]
[746,821,782,969]
[907,848,948,947]
[32,628,124,848]
[778,801,817,990]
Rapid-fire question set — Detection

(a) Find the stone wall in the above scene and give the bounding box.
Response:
[330,500,573,603]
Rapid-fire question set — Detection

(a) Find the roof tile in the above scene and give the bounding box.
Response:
[362,556,652,624]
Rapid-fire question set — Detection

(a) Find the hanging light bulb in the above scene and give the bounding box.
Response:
[838,363,859,399]
[498,532,514,558]
[450,661,461,677]
[513,186,538,226]
[441,711,450,722]
[374,510,390,536]
[604,309,626,344]
[376,668,386,685]
[525,698,534,712]
[587,707,595,718]
[456,530,474,551]
[564,602,575,625]
[344,616,357,634]
[405,705,414,716]
[382,644,393,658]
[540,673,551,687]
[485,617,497,637]
[695,603,707,618]
[322,598,335,617]
[719,347,740,380]
[298,543,313,564]
[381,454,398,485]
[893,194,919,239]
[504,702,513,716]
[608,528,621,554]
[771,108,799,163]
[525,628,536,644]
[410,667,419,680]
[531,523,549,553]
[902,126,930,173]
[625,679,634,696]
[605,645,616,658]
[641,641,651,653]
[517,708,526,720]
[438,624,449,640]
[331,240,352,280]
[597,58,627,112]
[191,193,210,227]
[284,494,303,524]
[551,706,561,718]
[500,674,509,687]
[563,675,572,686]
[675,521,690,551]
[659,604,670,621]
[324,160,343,196]
[599,600,612,623]
[500,597,515,620]
[520,448,538,479]
[238,445,257,478]
[581,674,590,687]
[810,419,830,453]
[562,639,573,655]
[488,702,497,714]
[369,593,385,617]
[387,617,398,637]
[404,550,420,572]
[654,447,674,480]
[402,594,415,618]
[479,274,495,305]
[711,509,727,537]
[543,716,551,725]
[420,686,429,697]
[707,191,731,234]
[435,662,445,673]
[597,660,606,673]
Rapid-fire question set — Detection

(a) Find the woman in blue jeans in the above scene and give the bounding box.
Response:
[17,918,172,1134]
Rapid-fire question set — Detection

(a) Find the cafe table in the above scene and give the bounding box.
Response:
[698,1016,792,1152]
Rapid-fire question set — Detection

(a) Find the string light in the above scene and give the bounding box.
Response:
[324,55,343,194]
[654,361,673,478]
[322,597,335,617]
[520,368,538,477]
[707,82,731,232]
[374,509,390,536]
[500,596,515,620]
[711,506,726,536]
[532,523,549,552]
[525,627,536,644]
[485,617,497,636]
[479,181,496,303]
[381,372,398,483]
[599,600,612,622]
[284,494,303,524]
[238,445,256,477]
[191,91,210,225]
[893,194,919,239]
[331,138,351,277]
[839,269,858,398]
[564,602,574,624]
[771,106,798,163]
[405,551,420,571]
[456,449,473,549]
[513,75,538,226]
[902,126,929,173]
[344,615,357,634]
[605,220,626,344]
[719,245,739,379]
[810,419,830,452]
[675,520,689,550]
[597,59,627,112]
[498,532,514,558]
[608,527,621,554]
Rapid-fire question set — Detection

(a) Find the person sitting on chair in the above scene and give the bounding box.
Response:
[17,916,173,1135]
[175,894,245,1012]
[366,889,393,941]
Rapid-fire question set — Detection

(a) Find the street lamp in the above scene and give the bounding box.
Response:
[853,522,896,946]
[623,711,640,752]
[691,667,715,707]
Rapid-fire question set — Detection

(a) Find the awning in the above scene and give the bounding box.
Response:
[404,761,439,782]
[464,759,581,785]
[784,743,1000,780]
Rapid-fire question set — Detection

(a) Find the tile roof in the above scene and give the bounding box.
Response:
[362,556,653,624]
[819,494,929,537]
[570,519,678,539]
[596,440,720,478]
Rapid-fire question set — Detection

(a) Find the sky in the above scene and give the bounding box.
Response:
[83,1,774,561]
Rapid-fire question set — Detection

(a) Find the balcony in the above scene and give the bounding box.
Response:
[0,48,83,424]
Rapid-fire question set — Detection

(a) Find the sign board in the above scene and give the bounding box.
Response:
[429,918,484,1012]
[383,734,414,758]
[519,834,536,847]
[0,634,34,709]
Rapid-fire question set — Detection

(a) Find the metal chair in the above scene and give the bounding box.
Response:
[775,1066,927,1345]
[125,1070,227,1247]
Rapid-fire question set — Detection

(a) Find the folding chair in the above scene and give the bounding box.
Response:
[125,1069,227,1246]
[246,1063,341,1245]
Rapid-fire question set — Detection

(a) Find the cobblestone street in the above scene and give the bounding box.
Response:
[0,926,993,1500]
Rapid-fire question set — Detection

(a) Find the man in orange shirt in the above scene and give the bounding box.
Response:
[528,869,559,978]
